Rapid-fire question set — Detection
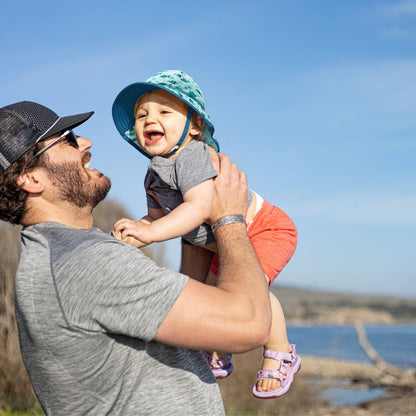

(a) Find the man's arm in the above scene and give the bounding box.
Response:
[154,154,272,353]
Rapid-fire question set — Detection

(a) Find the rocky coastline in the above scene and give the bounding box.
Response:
[300,355,416,416]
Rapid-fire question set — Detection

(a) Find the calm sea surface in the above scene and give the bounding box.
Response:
[287,324,416,369]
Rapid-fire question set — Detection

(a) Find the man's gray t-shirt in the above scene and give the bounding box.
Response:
[15,222,224,415]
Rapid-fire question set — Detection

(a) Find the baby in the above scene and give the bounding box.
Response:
[112,70,300,398]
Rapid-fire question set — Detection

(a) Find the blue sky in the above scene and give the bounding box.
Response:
[1,0,415,298]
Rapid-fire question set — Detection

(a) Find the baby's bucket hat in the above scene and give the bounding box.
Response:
[112,70,219,158]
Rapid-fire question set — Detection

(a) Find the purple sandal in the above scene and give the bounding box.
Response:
[203,351,234,379]
[252,344,301,399]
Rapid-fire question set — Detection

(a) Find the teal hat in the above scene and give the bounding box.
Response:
[112,70,219,158]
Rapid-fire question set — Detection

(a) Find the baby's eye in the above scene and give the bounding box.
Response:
[160,109,171,114]
[136,113,146,119]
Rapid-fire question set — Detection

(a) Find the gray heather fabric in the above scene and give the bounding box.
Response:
[15,222,225,416]
[144,140,217,246]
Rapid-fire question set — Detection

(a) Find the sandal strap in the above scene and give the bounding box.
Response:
[263,349,292,362]
[256,369,283,382]
[203,351,232,370]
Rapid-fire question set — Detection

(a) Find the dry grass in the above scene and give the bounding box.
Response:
[0,222,40,412]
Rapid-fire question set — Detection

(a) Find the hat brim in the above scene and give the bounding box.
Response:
[37,111,94,142]
[112,83,160,143]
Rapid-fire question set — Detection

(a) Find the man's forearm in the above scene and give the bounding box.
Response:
[213,221,272,349]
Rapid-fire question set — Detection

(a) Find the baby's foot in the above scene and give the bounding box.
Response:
[256,355,288,392]
[253,344,301,398]
[203,351,233,379]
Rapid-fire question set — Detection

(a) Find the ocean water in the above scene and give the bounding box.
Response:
[286,324,416,406]
[287,324,416,369]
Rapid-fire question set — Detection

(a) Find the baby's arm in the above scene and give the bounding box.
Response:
[114,179,214,246]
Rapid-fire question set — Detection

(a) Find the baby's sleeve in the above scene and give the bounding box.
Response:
[175,142,217,195]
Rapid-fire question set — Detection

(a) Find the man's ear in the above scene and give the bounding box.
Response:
[16,171,45,194]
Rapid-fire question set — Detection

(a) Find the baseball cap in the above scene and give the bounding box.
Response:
[112,70,219,156]
[0,101,94,174]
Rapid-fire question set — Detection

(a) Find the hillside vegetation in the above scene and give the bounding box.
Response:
[273,285,416,324]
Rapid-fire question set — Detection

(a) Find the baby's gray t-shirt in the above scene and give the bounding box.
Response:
[144,140,217,246]
[15,222,225,415]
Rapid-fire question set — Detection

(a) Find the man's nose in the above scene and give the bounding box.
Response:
[76,136,92,152]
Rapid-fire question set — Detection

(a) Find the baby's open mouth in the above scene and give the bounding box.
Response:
[145,131,164,143]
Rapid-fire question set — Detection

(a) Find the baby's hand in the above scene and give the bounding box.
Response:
[113,218,153,248]
[113,233,148,248]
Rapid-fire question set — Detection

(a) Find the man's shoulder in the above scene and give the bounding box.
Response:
[22,222,110,245]
[19,222,155,285]
[21,223,125,259]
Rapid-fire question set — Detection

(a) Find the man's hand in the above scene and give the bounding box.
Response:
[209,150,248,224]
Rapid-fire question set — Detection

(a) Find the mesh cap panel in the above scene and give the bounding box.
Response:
[0,111,39,171]
[9,101,59,133]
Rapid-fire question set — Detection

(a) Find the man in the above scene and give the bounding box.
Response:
[0,101,271,415]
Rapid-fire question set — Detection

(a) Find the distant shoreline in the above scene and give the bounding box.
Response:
[276,284,416,302]
[287,319,416,325]
[272,285,416,325]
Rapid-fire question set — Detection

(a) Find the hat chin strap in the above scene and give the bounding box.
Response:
[162,107,192,157]
[140,108,192,159]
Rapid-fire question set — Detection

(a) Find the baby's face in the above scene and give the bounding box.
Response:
[134,90,198,158]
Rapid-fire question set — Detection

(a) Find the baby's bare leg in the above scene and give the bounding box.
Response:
[180,243,213,283]
[205,271,228,361]
[256,290,291,392]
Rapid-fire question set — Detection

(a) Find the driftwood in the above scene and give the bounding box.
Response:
[354,321,415,389]
[354,321,392,369]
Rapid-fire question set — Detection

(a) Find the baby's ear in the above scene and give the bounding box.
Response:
[196,115,205,131]
[190,114,205,136]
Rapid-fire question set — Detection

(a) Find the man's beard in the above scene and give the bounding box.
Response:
[45,159,111,209]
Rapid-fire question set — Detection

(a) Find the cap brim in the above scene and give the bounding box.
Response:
[37,111,94,142]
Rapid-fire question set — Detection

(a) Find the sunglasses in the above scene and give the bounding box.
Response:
[35,130,78,157]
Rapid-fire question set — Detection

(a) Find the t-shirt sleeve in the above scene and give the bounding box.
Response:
[175,142,217,195]
[57,239,188,342]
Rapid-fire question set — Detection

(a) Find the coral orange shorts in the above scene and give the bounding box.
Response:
[209,199,297,285]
